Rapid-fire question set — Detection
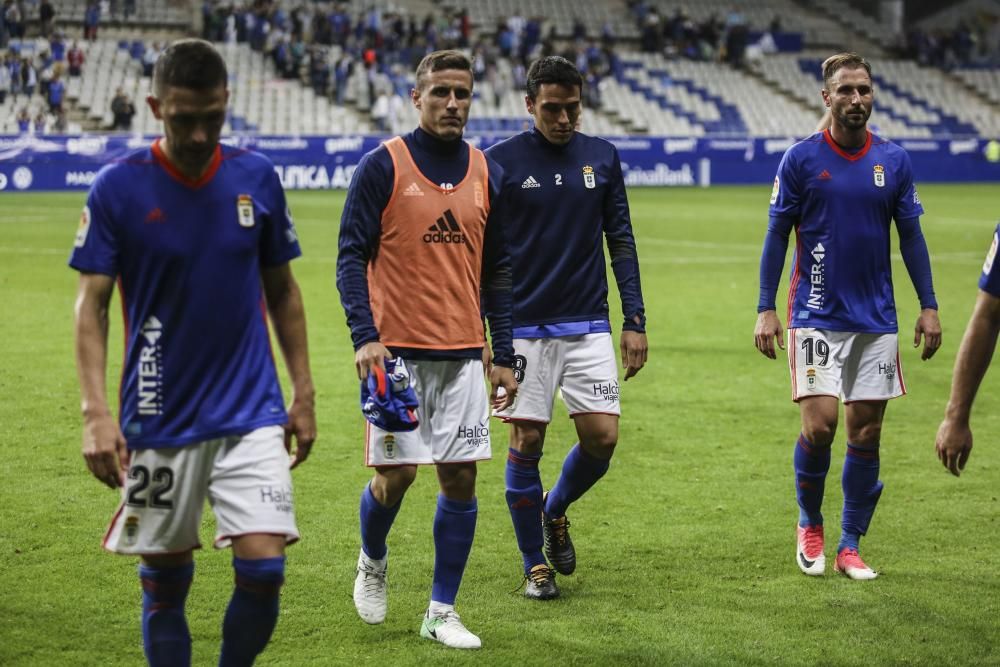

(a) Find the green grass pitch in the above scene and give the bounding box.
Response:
[0,185,997,666]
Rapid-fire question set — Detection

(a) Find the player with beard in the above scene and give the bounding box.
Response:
[754,53,941,580]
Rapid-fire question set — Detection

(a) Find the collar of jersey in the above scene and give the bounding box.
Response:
[152,138,223,190]
[823,128,872,162]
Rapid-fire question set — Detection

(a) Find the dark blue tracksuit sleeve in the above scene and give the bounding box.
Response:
[482,159,514,367]
[335,148,393,349]
[603,146,646,332]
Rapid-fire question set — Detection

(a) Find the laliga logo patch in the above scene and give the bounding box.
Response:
[873,164,885,188]
[74,205,91,248]
[770,176,779,204]
[582,165,596,189]
[806,368,816,388]
[237,194,255,227]
[384,433,396,460]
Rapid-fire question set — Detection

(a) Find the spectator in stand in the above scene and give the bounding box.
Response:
[21,58,37,98]
[123,0,135,21]
[4,0,24,40]
[7,53,21,101]
[84,0,101,40]
[0,58,9,103]
[39,0,56,38]
[67,41,84,76]
[0,1,8,49]
[17,106,31,132]
[50,31,66,62]
[110,87,135,130]
[142,42,159,77]
[48,70,64,113]
[34,109,48,134]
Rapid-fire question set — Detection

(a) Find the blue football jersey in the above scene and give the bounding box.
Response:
[69,141,301,448]
[485,129,645,338]
[979,223,1000,297]
[770,130,924,333]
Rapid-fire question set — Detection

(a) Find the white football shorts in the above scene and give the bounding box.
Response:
[104,425,299,555]
[494,333,620,423]
[365,358,491,466]
[788,328,906,403]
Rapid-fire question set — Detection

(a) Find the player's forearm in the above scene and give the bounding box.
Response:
[266,279,316,402]
[945,294,1000,422]
[74,294,111,418]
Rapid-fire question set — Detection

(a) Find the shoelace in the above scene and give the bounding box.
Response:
[548,517,571,547]
[802,528,823,557]
[359,565,386,595]
[513,566,553,593]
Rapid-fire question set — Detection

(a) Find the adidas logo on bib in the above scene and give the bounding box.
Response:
[521,175,541,189]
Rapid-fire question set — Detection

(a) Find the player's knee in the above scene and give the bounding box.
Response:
[802,423,836,448]
[372,466,417,506]
[437,462,477,500]
[511,426,545,455]
[848,423,882,447]
[580,429,618,459]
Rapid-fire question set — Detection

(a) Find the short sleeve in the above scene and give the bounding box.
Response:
[68,167,119,277]
[258,166,302,267]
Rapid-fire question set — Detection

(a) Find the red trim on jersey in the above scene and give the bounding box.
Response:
[787,234,802,323]
[117,277,129,420]
[151,138,222,189]
[567,411,620,418]
[823,129,872,161]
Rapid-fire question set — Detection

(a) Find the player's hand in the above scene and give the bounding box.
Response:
[914,308,942,360]
[285,394,316,469]
[620,330,648,381]
[754,310,785,359]
[490,365,518,411]
[355,341,392,381]
[82,412,129,489]
[935,417,972,476]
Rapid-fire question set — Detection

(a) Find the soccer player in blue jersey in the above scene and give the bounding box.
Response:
[484,56,648,600]
[935,224,1000,475]
[71,40,316,666]
[336,50,517,649]
[754,53,942,580]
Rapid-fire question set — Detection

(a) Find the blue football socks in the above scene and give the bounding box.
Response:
[139,562,194,667]
[794,434,831,527]
[839,444,883,553]
[360,482,402,561]
[544,444,610,519]
[219,556,286,667]
[505,448,547,573]
[431,494,477,605]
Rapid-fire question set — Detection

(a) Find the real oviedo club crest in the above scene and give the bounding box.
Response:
[873,164,885,188]
[237,194,255,227]
[582,165,596,189]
